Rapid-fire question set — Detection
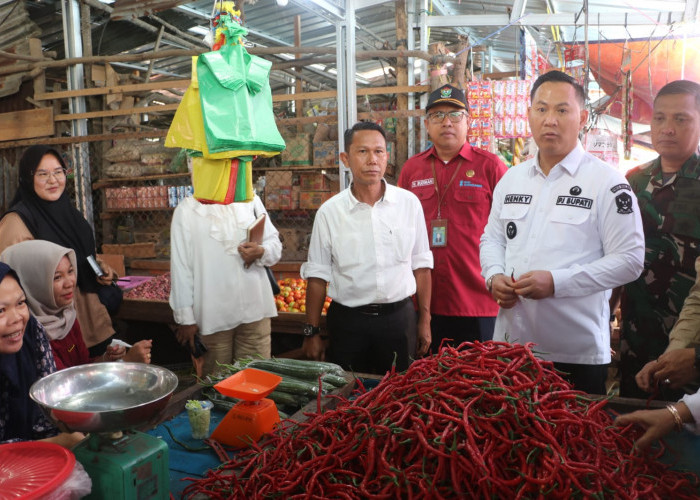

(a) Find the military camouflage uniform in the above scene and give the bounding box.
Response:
[620,154,700,398]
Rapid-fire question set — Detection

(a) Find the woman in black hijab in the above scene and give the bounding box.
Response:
[0,261,83,447]
[0,145,118,356]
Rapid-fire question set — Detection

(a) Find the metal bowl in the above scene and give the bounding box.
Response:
[29,362,179,434]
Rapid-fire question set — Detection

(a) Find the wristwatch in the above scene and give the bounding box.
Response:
[694,346,700,370]
[303,324,321,337]
[486,274,502,293]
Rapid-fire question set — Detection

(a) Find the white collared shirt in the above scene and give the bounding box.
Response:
[480,142,645,364]
[681,391,700,434]
[301,181,433,307]
[169,196,282,334]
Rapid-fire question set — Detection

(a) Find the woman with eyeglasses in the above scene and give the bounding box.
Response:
[0,145,121,359]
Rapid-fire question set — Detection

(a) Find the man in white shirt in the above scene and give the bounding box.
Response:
[301,122,433,374]
[480,70,645,394]
[170,194,282,376]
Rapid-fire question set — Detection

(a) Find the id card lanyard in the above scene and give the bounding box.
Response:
[429,157,463,247]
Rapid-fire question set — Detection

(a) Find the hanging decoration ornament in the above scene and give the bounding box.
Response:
[165,0,286,204]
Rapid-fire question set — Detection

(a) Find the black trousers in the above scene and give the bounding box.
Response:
[553,362,608,395]
[327,298,415,375]
[430,315,497,351]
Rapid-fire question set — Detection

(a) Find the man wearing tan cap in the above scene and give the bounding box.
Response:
[399,84,507,350]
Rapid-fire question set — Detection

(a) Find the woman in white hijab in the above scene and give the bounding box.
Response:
[1,240,152,369]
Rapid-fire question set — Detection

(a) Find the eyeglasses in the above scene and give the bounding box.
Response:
[34,168,66,183]
[427,111,466,124]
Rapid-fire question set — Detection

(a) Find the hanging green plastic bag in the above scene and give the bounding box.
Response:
[166,57,279,160]
[196,18,285,155]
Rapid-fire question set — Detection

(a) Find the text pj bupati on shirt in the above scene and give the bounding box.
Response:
[480,142,645,365]
[619,154,700,395]
[399,143,507,318]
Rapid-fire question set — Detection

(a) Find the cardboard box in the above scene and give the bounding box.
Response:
[282,249,308,261]
[278,227,308,261]
[300,191,333,209]
[104,186,136,209]
[133,231,162,244]
[266,188,293,210]
[313,141,338,169]
[265,170,293,188]
[264,170,294,210]
[281,134,312,166]
[278,228,298,251]
[299,173,331,191]
[297,228,312,251]
[292,186,300,210]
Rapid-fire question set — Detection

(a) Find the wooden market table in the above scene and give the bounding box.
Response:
[116,298,326,334]
[116,260,318,333]
[116,297,327,361]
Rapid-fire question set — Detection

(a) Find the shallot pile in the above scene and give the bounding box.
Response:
[123,272,170,301]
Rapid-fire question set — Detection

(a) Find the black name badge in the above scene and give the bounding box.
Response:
[556,196,593,209]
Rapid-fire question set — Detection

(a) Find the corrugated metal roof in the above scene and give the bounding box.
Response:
[110,0,194,20]
[0,0,696,104]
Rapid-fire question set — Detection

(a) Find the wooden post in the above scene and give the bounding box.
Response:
[105,64,121,109]
[29,38,45,103]
[145,26,165,83]
[428,42,449,90]
[451,36,470,90]
[80,1,93,86]
[395,0,409,173]
[295,15,304,133]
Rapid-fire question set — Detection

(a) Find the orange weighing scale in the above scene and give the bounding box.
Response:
[210,368,282,447]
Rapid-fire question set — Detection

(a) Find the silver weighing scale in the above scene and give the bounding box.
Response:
[30,362,179,500]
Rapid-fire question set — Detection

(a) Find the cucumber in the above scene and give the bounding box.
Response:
[273,358,345,377]
[276,375,320,397]
[268,390,308,408]
[246,359,329,379]
[268,358,345,377]
[321,373,348,388]
[211,399,238,411]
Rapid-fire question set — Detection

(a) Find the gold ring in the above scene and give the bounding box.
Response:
[496,299,502,306]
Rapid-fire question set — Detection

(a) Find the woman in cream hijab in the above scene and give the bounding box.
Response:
[1,240,152,369]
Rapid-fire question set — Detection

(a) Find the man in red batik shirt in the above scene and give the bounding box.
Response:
[399,84,507,348]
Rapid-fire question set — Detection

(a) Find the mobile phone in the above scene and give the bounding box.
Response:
[87,255,105,277]
[189,335,208,358]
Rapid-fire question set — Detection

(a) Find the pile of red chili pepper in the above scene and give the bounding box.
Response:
[182,341,700,499]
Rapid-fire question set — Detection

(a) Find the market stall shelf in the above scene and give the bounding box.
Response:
[117,297,325,335]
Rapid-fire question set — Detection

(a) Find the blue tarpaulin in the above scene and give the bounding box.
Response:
[148,409,228,497]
